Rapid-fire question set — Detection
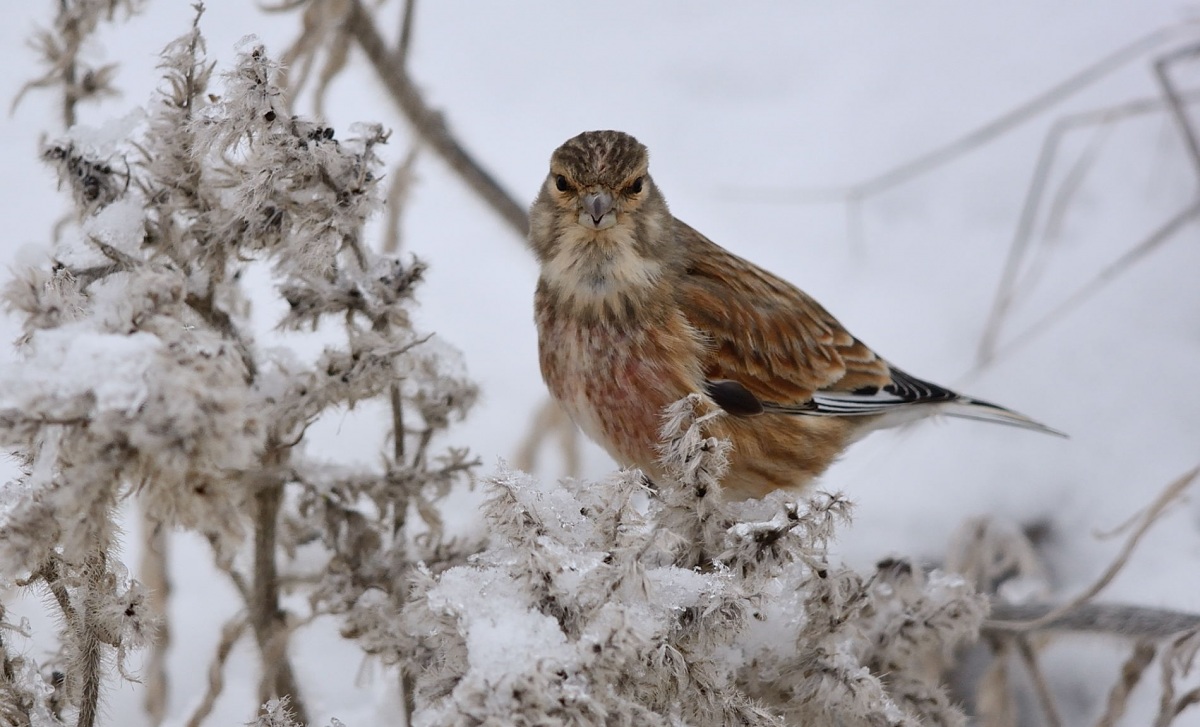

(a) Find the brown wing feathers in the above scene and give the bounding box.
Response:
[674,220,895,413]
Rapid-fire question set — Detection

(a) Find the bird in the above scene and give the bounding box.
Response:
[530,130,1062,500]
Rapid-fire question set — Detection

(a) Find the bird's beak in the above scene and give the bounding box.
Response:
[580,190,616,230]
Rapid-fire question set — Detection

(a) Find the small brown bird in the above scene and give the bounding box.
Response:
[531,130,1061,499]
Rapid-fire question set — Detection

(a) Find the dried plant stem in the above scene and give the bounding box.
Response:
[1155,43,1200,182]
[250,469,309,725]
[843,25,1187,197]
[968,198,1200,376]
[513,398,582,478]
[1157,687,1200,727]
[736,24,1195,208]
[345,0,529,236]
[60,12,80,128]
[185,615,248,727]
[1152,630,1200,726]
[34,553,108,727]
[978,92,1200,364]
[0,611,30,726]
[1040,120,1113,243]
[390,383,406,462]
[987,465,1199,634]
[1095,640,1156,727]
[1015,637,1063,727]
[976,638,1017,727]
[140,512,171,726]
[978,61,1200,363]
[402,669,416,727]
[185,292,258,379]
[988,603,1200,640]
[382,146,419,254]
[76,553,108,727]
[396,0,416,63]
[36,556,77,625]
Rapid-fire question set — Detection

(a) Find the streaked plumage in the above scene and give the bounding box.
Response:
[531,130,1061,499]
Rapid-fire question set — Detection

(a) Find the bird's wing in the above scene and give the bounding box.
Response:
[674,220,948,415]
[673,221,1065,436]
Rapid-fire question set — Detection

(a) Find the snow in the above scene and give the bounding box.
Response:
[1,1,1199,725]
[84,196,149,256]
[427,567,573,685]
[0,327,160,414]
[65,108,146,156]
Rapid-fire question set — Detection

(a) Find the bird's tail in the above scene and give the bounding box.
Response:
[943,397,1067,437]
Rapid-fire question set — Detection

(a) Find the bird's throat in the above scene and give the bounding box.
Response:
[542,223,664,309]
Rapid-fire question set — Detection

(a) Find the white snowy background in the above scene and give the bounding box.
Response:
[2,1,1199,725]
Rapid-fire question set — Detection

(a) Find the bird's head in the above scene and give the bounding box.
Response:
[529,130,673,274]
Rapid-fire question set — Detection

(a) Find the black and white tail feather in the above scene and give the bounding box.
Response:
[706,368,1065,437]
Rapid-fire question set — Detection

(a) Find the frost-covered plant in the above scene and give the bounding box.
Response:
[2,8,476,725]
[248,697,346,727]
[404,396,987,726]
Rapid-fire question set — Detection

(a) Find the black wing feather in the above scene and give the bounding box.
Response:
[759,366,959,417]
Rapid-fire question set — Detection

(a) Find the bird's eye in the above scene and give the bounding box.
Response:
[555,175,570,192]
[627,177,644,194]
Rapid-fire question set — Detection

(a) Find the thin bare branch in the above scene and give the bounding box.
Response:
[397,0,417,64]
[76,553,109,727]
[513,398,582,478]
[968,198,1200,374]
[1154,629,1200,727]
[185,615,248,727]
[1167,687,1200,725]
[140,514,171,727]
[249,460,309,725]
[1016,637,1063,727]
[1040,122,1114,243]
[1155,43,1200,183]
[736,24,1198,206]
[1095,641,1157,727]
[344,0,530,237]
[401,669,416,727]
[382,144,420,254]
[988,603,1200,640]
[986,465,1200,634]
[976,638,1018,727]
[390,384,405,462]
[977,88,1200,364]
[312,22,351,120]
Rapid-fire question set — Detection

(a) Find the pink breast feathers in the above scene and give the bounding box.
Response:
[541,319,693,472]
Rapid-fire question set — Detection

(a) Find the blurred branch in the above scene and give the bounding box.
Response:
[977,46,1200,365]
[513,398,582,478]
[140,513,170,727]
[185,615,248,727]
[968,197,1200,376]
[987,603,1200,640]
[12,0,132,127]
[1096,640,1157,727]
[382,144,420,253]
[975,637,1018,727]
[249,454,309,725]
[1155,43,1200,182]
[988,465,1198,635]
[345,0,530,237]
[1154,630,1200,726]
[1016,637,1063,727]
[734,23,1196,208]
[72,551,112,727]
[396,0,416,63]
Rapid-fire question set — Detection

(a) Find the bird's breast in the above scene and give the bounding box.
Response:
[535,290,704,472]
